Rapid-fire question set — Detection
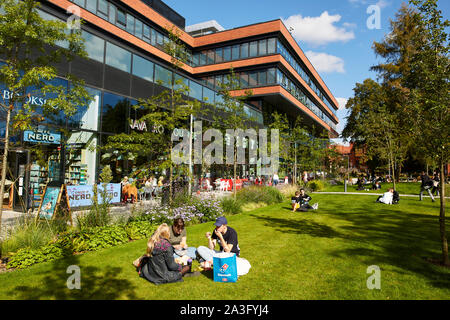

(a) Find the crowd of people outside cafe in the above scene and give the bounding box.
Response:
[118,170,318,204]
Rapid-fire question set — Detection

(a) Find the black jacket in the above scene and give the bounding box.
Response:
[139,238,183,285]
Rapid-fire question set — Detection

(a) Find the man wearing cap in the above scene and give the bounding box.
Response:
[196,217,240,269]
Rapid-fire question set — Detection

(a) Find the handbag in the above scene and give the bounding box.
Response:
[213,252,238,283]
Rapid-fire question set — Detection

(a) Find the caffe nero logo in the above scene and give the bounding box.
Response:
[2,89,47,106]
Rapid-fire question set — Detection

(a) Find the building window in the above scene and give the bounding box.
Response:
[232,45,240,60]
[199,51,207,65]
[101,92,130,134]
[154,64,172,88]
[85,0,97,13]
[132,54,154,82]
[223,46,231,61]
[116,8,126,29]
[126,14,134,34]
[248,71,258,87]
[215,48,223,63]
[68,86,101,131]
[203,87,215,104]
[174,74,189,91]
[215,75,223,89]
[143,24,150,41]
[105,42,131,73]
[240,43,249,59]
[259,39,267,56]
[97,0,108,19]
[108,3,116,24]
[135,19,143,39]
[82,30,105,63]
[73,0,86,7]
[240,73,249,87]
[206,50,215,65]
[268,38,276,54]
[189,81,203,101]
[249,41,258,57]
[267,68,276,84]
[258,70,267,85]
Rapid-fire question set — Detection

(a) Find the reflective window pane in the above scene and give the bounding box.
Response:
[82,30,105,63]
[132,54,154,82]
[232,45,240,60]
[154,64,172,87]
[203,87,215,104]
[268,38,276,54]
[240,43,249,59]
[69,86,101,130]
[248,71,257,86]
[215,48,223,63]
[126,14,134,34]
[105,42,131,72]
[249,41,258,57]
[189,81,203,101]
[258,70,267,85]
[98,0,108,15]
[101,92,129,134]
[108,3,116,24]
[135,19,142,38]
[85,0,97,13]
[223,46,231,61]
[259,39,267,55]
[240,73,249,87]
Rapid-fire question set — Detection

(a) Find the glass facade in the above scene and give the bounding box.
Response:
[67,0,337,118]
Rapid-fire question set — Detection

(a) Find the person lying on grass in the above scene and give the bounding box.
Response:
[133,223,199,285]
[376,188,399,205]
[197,217,240,270]
[292,188,318,212]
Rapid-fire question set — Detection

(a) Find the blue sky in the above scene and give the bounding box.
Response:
[163,0,449,144]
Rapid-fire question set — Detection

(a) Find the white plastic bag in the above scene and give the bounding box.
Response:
[236,257,251,276]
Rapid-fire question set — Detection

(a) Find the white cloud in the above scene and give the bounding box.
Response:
[305,51,345,73]
[336,97,349,110]
[375,0,390,9]
[349,0,390,8]
[282,11,355,47]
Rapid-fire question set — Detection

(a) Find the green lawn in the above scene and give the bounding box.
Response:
[321,181,449,196]
[0,194,449,300]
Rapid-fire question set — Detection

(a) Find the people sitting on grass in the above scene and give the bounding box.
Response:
[292,188,318,212]
[196,217,240,270]
[134,223,198,285]
[376,188,394,205]
[169,217,197,261]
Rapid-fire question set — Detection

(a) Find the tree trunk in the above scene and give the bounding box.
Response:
[0,105,12,235]
[439,161,449,266]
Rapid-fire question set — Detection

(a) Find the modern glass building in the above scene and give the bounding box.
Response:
[1,0,339,211]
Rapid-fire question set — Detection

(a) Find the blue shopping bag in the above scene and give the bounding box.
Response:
[213,252,238,283]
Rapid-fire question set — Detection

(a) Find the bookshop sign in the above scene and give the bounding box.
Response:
[24,130,61,145]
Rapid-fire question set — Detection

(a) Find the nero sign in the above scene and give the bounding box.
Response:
[24,130,61,144]
[67,184,121,207]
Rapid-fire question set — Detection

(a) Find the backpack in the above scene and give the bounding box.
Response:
[393,191,400,204]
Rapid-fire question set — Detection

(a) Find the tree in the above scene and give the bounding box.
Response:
[407,0,449,266]
[342,79,410,190]
[0,0,91,231]
[267,111,290,178]
[103,25,201,205]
